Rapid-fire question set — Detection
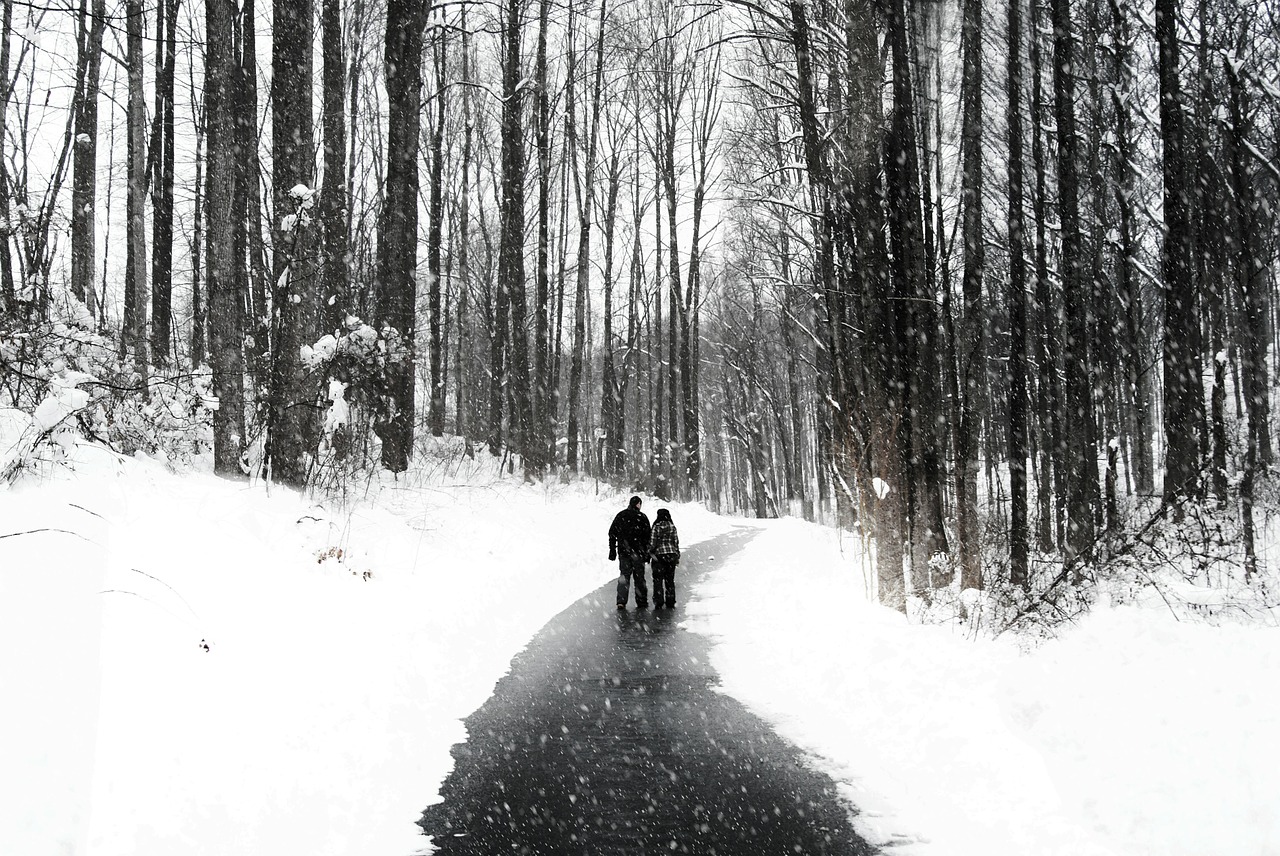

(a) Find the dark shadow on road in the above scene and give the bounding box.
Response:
[418,525,875,855]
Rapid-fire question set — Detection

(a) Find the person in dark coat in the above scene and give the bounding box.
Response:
[609,495,651,609]
[648,508,680,608]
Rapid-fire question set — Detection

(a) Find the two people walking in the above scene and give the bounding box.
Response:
[608,495,680,610]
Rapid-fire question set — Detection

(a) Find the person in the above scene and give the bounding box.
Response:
[608,495,651,609]
[648,508,680,608]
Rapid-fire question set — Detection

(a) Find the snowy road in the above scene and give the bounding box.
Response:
[419,526,875,855]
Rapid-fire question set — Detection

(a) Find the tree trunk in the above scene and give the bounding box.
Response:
[1157,0,1199,503]
[1031,0,1060,550]
[375,0,424,472]
[1052,0,1097,561]
[0,0,13,315]
[1007,0,1029,587]
[497,0,533,470]
[456,10,473,441]
[533,0,552,462]
[206,0,246,477]
[600,146,622,477]
[1226,59,1272,471]
[124,0,149,377]
[321,0,349,335]
[268,0,319,487]
[70,0,105,325]
[567,0,608,472]
[191,94,205,367]
[1108,0,1151,495]
[886,0,945,594]
[427,30,447,436]
[957,0,985,589]
[240,0,270,390]
[150,0,177,364]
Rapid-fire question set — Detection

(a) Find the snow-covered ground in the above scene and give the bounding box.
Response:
[687,519,1280,855]
[3,438,1278,856]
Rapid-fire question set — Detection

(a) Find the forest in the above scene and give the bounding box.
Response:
[2,0,1278,615]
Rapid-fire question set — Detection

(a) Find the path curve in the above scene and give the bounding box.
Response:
[419,526,875,856]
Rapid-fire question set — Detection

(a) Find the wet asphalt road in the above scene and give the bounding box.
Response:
[418,526,875,856]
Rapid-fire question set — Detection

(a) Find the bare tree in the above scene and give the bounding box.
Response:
[150,0,179,364]
[267,0,319,487]
[69,0,105,325]
[123,0,149,376]
[376,0,426,471]
[206,0,247,476]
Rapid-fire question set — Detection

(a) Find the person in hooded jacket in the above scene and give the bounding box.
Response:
[648,508,680,608]
[608,495,651,609]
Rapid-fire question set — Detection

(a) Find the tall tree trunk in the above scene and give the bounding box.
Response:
[497,0,533,469]
[321,0,349,335]
[376,0,425,471]
[1007,0,1029,588]
[150,0,177,364]
[1157,0,1199,503]
[1109,0,1151,495]
[1052,0,1097,560]
[567,0,607,472]
[533,0,552,462]
[426,30,447,436]
[600,145,621,477]
[1227,56,1265,578]
[268,0,319,486]
[1031,0,1060,550]
[191,93,205,367]
[0,0,13,315]
[124,0,149,377]
[887,0,945,593]
[455,11,473,442]
[1226,59,1272,470]
[957,0,985,590]
[70,0,105,324]
[241,0,269,390]
[682,51,717,493]
[206,0,246,477]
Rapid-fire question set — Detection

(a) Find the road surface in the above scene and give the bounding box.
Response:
[419,525,875,855]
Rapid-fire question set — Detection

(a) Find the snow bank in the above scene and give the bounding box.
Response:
[0,444,733,856]
[686,516,1280,856]
[6,444,1276,856]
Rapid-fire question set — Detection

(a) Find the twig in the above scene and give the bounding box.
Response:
[0,527,94,543]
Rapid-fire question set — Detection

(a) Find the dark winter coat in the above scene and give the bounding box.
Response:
[649,514,680,564]
[609,504,652,558]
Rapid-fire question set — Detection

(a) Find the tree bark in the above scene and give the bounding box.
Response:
[957,0,985,590]
[1031,0,1060,550]
[497,0,534,470]
[0,0,13,315]
[206,0,246,477]
[375,0,425,472]
[566,0,607,472]
[124,0,149,377]
[70,0,105,325]
[1007,0,1029,588]
[150,0,178,364]
[268,0,319,487]
[1157,0,1199,503]
[427,30,447,436]
[1052,0,1098,560]
[533,0,553,462]
[321,0,349,335]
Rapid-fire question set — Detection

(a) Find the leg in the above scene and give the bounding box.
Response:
[628,553,649,607]
[661,561,673,605]
[616,560,631,607]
